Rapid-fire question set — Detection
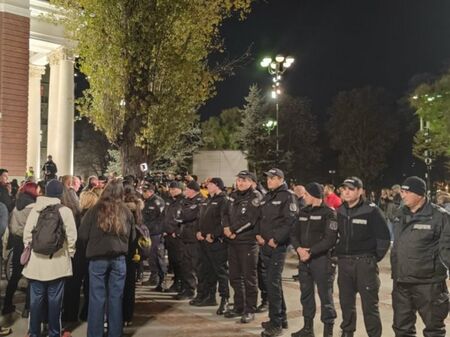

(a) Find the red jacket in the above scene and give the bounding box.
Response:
[325,192,342,210]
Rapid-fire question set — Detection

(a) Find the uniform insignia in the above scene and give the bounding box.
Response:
[155,200,161,206]
[329,220,338,231]
[229,197,235,202]
[299,217,308,221]
[190,204,197,209]
[251,198,260,207]
[149,206,155,210]
[413,224,432,230]
[241,207,247,214]
[211,202,218,205]
[272,201,282,205]
[289,202,298,212]
[352,218,367,225]
[369,202,376,207]
[310,215,322,220]
[260,201,266,205]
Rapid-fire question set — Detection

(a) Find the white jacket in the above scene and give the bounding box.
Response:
[22,196,77,281]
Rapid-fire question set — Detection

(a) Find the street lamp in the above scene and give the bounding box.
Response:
[263,119,278,135]
[260,54,294,153]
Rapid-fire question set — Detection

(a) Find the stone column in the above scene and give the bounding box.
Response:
[55,47,74,176]
[47,48,60,159]
[27,64,45,178]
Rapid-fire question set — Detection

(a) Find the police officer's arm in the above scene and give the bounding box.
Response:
[438,211,450,268]
[273,194,298,245]
[369,206,391,261]
[289,217,301,250]
[309,210,338,257]
[179,200,200,224]
[216,196,229,238]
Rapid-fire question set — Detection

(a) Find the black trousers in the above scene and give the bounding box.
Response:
[180,241,200,294]
[392,281,449,337]
[258,250,268,303]
[198,240,229,299]
[228,243,258,314]
[260,244,287,327]
[165,235,183,283]
[337,256,381,337]
[122,259,137,321]
[149,234,167,278]
[3,235,24,310]
[298,255,337,324]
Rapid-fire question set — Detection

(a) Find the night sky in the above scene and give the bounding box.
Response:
[201,0,450,120]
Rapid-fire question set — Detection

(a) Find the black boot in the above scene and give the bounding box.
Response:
[323,324,333,337]
[291,318,314,337]
[340,332,353,337]
[216,297,229,315]
[256,300,268,313]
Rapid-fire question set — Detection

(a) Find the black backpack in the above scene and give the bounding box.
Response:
[31,204,66,258]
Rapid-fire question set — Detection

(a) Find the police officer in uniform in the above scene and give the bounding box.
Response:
[142,183,167,289]
[291,182,338,337]
[224,170,262,323]
[163,181,185,293]
[391,176,450,337]
[175,180,205,300]
[195,177,230,314]
[335,177,390,337]
[256,168,298,337]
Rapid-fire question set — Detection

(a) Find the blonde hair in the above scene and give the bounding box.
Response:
[80,191,99,210]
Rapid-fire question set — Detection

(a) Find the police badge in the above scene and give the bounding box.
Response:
[329,220,338,231]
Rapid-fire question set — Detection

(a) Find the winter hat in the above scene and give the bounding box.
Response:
[186,180,200,192]
[401,176,426,196]
[45,179,64,198]
[209,177,225,191]
[305,182,324,199]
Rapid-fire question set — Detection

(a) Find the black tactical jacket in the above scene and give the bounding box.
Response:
[228,187,262,244]
[255,183,298,246]
[178,193,205,243]
[142,194,165,235]
[290,202,338,258]
[198,191,229,239]
[335,198,390,261]
[162,194,185,234]
[391,200,450,284]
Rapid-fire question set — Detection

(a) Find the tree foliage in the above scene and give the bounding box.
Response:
[327,86,399,186]
[50,0,252,175]
[201,107,241,150]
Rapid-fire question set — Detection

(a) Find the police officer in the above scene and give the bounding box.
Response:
[256,168,298,337]
[196,177,230,315]
[163,181,185,293]
[391,176,450,337]
[335,177,390,337]
[290,182,337,337]
[175,180,205,300]
[224,170,262,323]
[141,183,166,289]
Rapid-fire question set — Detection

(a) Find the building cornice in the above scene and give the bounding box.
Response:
[0,1,30,18]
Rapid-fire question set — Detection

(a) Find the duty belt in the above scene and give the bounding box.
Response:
[338,254,375,260]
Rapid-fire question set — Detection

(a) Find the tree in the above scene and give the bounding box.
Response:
[201,107,241,150]
[50,0,252,175]
[327,86,399,187]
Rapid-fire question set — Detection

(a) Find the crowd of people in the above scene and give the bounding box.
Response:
[0,157,448,337]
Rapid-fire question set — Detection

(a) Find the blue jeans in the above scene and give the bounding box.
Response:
[88,256,126,337]
[29,278,65,337]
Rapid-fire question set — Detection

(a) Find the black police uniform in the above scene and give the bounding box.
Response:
[290,203,338,327]
[335,199,390,337]
[227,187,262,315]
[197,191,230,301]
[143,194,167,281]
[255,183,298,329]
[163,194,185,289]
[176,193,205,297]
[391,200,450,337]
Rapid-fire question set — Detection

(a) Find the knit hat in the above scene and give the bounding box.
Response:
[401,176,426,196]
[45,179,63,198]
[305,182,324,199]
[186,180,200,192]
[209,177,225,190]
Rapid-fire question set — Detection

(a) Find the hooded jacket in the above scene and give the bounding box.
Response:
[9,192,36,237]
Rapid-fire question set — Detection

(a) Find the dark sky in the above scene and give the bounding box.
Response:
[200,0,450,120]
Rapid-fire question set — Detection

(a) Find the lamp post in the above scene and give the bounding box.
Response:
[260,55,294,153]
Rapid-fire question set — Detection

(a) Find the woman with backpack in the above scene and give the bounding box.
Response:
[79,179,135,337]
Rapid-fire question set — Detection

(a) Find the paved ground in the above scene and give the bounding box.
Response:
[2,251,449,337]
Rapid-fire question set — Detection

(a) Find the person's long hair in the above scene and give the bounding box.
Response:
[123,183,143,226]
[97,179,127,235]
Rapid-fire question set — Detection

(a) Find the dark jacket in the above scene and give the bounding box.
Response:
[79,203,135,259]
[198,191,229,239]
[42,160,57,179]
[228,187,262,244]
[391,200,450,284]
[178,193,205,242]
[255,183,298,246]
[0,185,14,212]
[162,194,184,234]
[335,199,390,261]
[142,194,165,235]
[291,202,338,258]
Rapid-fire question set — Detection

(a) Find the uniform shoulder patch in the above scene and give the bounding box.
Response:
[155,200,161,206]
[329,220,338,231]
[369,202,377,207]
[190,204,198,209]
[289,202,298,212]
[251,197,260,207]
